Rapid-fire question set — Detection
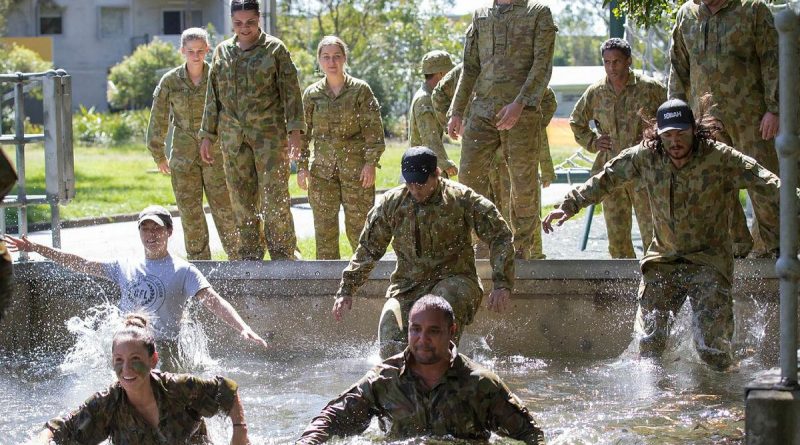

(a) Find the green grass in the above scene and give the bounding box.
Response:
[4,120,584,228]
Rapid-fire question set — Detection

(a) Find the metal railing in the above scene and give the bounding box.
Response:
[774,5,800,388]
[0,69,74,260]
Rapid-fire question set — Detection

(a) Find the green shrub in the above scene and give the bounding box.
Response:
[73,106,151,146]
[108,39,182,110]
[0,42,51,74]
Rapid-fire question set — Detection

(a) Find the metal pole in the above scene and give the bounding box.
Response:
[774,8,800,387]
[14,78,28,262]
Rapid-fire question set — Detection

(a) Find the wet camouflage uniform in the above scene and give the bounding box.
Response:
[299,74,385,259]
[337,178,514,345]
[46,371,238,444]
[0,149,16,321]
[199,30,305,260]
[450,0,557,258]
[669,0,780,256]
[570,69,664,258]
[558,140,781,369]
[147,62,239,260]
[297,344,545,444]
[409,87,458,176]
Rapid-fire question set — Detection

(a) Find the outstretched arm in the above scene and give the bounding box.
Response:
[5,235,106,278]
[196,287,268,348]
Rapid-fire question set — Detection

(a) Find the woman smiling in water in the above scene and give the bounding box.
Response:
[29,313,251,444]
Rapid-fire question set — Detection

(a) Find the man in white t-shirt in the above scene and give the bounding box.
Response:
[6,206,267,360]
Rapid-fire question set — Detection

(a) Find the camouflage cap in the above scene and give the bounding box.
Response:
[421,50,455,75]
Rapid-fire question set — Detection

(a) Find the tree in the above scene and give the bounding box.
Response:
[108,39,182,110]
[278,0,466,136]
[602,0,680,29]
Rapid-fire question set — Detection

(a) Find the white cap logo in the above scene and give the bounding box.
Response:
[663,111,682,120]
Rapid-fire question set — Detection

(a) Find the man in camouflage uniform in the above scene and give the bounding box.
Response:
[669,0,780,257]
[147,57,239,260]
[332,147,514,357]
[543,99,782,370]
[570,38,664,258]
[300,295,546,445]
[447,0,558,259]
[408,50,458,177]
[199,8,304,260]
[434,62,557,258]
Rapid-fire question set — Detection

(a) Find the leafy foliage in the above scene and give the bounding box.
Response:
[73,106,150,146]
[278,0,465,136]
[107,39,182,110]
[602,0,681,29]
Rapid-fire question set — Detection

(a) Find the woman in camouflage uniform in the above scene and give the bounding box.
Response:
[297,36,385,259]
[146,28,239,260]
[30,313,251,444]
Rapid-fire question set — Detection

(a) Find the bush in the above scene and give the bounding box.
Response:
[108,39,182,110]
[73,106,150,146]
[0,42,52,74]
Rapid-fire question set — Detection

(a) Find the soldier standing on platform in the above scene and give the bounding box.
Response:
[570,38,664,258]
[408,50,458,178]
[296,36,385,259]
[447,0,558,259]
[147,28,239,260]
[199,0,304,260]
[669,0,781,257]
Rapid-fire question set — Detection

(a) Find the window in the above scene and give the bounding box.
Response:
[163,10,203,35]
[39,9,63,35]
[99,7,129,38]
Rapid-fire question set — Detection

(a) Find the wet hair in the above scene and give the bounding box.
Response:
[642,93,721,154]
[601,38,632,58]
[316,35,348,60]
[231,0,260,14]
[180,27,209,48]
[112,312,157,357]
[410,295,455,326]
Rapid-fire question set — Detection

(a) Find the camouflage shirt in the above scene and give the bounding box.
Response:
[558,140,781,282]
[408,83,457,171]
[298,74,385,175]
[450,0,557,120]
[297,344,545,444]
[570,69,666,173]
[46,371,238,445]
[147,62,211,164]
[199,30,306,145]
[431,63,465,126]
[338,178,514,298]
[669,0,778,122]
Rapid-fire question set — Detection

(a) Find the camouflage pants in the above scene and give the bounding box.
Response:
[635,262,733,370]
[308,168,374,259]
[221,138,297,260]
[378,275,483,357]
[0,240,12,321]
[718,123,780,256]
[602,182,654,259]
[170,145,239,260]
[462,108,542,258]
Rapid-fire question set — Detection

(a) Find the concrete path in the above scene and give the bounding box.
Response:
[12,184,644,262]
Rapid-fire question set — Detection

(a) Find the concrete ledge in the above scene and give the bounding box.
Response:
[0,259,782,360]
[746,369,800,445]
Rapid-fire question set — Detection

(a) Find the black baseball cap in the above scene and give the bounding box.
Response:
[402,146,438,184]
[137,205,173,229]
[657,99,694,135]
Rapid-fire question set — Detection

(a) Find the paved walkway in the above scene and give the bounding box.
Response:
[13,184,643,262]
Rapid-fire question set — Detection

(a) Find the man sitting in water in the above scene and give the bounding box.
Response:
[333,146,515,357]
[542,99,783,370]
[5,205,267,367]
[299,295,546,444]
